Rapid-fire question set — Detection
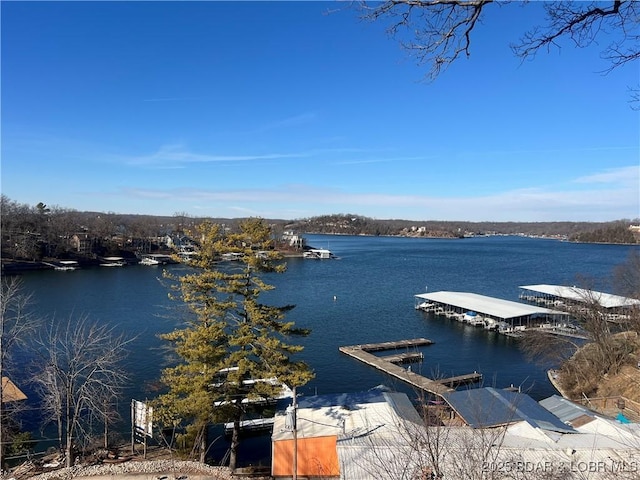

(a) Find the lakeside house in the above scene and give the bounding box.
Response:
[281,231,306,251]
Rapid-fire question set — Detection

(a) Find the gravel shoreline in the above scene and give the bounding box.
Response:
[19,460,235,480]
[11,459,274,480]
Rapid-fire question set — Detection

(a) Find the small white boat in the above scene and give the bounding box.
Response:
[415,301,434,311]
[139,257,160,266]
[483,318,497,330]
[100,257,126,267]
[303,248,334,259]
[463,311,479,323]
[463,311,484,326]
[51,260,79,271]
[139,254,173,266]
[221,252,244,261]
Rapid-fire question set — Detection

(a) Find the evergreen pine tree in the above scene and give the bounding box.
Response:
[156,218,313,468]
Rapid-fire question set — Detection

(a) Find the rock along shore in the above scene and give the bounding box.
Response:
[15,459,269,480]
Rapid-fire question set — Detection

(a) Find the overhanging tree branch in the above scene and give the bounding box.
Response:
[512,1,639,72]
[360,0,495,80]
[360,0,638,81]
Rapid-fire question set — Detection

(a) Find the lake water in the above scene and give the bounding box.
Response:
[12,234,639,462]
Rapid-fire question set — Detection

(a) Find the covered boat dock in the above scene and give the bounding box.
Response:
[415,291,567,334]
[519,284,640,321]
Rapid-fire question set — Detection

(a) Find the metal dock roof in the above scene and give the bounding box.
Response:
[415,291,563,320]
[520,284,640,309]
[539,394,596,426]
[443,387,576,433]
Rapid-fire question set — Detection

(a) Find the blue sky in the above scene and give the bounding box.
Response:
[2,2,638,222]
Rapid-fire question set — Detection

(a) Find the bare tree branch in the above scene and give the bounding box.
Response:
[512,1,640,73]
[360,0,496,81]
[360,0,638,82]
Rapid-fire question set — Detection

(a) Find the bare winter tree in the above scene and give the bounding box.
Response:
[0,277,39,470]
[31,315,131,467]
[359,1,639,82]
[614,250,640,300]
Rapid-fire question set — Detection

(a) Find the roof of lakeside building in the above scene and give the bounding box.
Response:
[272,385,423,443]
[271,385,640,480]
[415,291,565,320]
[539,394,598,426]
[519,284,640,309]
[2,377,27,403]
[442,387,576,433]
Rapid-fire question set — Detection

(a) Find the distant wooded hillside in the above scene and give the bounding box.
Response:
[2,195,638,266]
[284,214,640,243]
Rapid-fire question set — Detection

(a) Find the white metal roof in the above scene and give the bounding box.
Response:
[415,291,564,320]
[539,395,596,425]
[346,421,640,480]
[520,284,640,309]
[273,386,640,480]
[272,387,422,442]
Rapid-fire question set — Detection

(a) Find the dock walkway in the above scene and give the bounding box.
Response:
[350,338,434,352]
[437,372,482,387]
[380,352,424,364]
[339,338,481,397]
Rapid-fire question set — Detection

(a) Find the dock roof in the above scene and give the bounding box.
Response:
[539,394,596,427]
[520,284,640,309]
[415,291,563,320]
[443,387,576,433]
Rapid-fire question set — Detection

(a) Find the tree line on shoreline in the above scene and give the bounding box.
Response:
[286,214,640,242]
[2,197,638,266]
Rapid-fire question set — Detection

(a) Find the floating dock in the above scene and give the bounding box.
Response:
[339,338,481,397]
[350,338,434,352]
[380,352,424,364]
[436,372,482,387]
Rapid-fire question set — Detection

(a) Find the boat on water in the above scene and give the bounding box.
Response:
[483,317,497,330]
[139,257,160,266]
[463,311,484,326]
[100,257,127,267]
[221,252,244,261]
[303,248,334,259]
[139,253,173,266]
[44,260,80,271]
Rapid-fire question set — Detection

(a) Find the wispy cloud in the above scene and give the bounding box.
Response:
[573,165,639,185]
[459,145,639,159]
[142,96,211,102]
[115,144,384,168]
[334,155,434,165]
[122,144,312,167]
[117,179,639,222]
[256,112,317,132]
